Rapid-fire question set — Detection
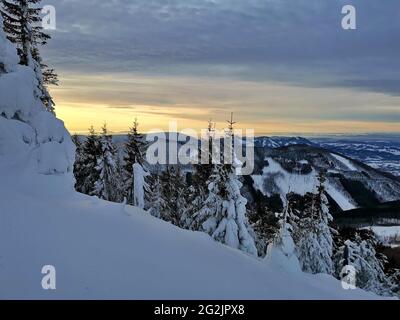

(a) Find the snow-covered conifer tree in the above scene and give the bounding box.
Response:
[195,116,257,256]
[72,134,82,184]
[334,229,394,297]
[0,0,58,112]
[186,120,215,230]
[147,169,164,218]
[199,164,257,255]
[159,166,188,227]
[71,134,81,150]
[92,123,121,202]
[293,171,335,274]
[251,205,280,257]
[74,126,102,195]
[122,118,148,205]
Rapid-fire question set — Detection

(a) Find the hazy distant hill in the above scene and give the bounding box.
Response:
[310,134,400,177]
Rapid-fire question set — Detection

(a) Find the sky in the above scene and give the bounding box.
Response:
[42,0,400,135]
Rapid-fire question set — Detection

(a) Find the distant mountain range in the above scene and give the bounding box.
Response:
[253,136,313,148]
[101,133,400,178]
[244,144,400,214]
[253,135,400,177]
[74,133,398,179]
[104,134,400,212]
[311,135,400,177]
[71,132,400,225]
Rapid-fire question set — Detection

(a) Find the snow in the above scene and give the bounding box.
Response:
[132,162,149,209]
[0,117,35,156]
[262,158,318,198]
[0,66,43,120]
[37,140,74,175]
[30,111,70,144]
[363,226,400,245]
[0,119,380,299]
[0,159,385,299]
[0,16,18,71]
[251,174,264,192]
[253,158,356,210]
[331,153,358,171]
[325,183,356,211]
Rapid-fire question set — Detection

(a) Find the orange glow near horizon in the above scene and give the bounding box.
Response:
[56,102,400,136]
[52,72,400,136]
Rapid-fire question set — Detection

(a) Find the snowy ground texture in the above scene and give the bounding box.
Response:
[0,146,389,299]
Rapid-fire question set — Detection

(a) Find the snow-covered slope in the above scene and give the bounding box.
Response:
[365,226,400,246]
[249,145,400,212]
[0,158,384,300]
[252,157,357,211]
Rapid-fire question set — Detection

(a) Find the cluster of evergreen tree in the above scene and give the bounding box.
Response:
[247,170,400,297]
[0,0,58,112]
[333,228,399,297]
[74,120,149,205]
[73,118,258,256]
[72,119,400,297]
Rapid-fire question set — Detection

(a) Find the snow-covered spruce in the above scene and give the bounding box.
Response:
[195,125,257,256]
[0,15,73,176]
[1,0,58,112]
[147,168,164,218]
[74,126,101,195]
[333,229,395,297]
[280,172,336,275]
[92,124,121,202]
[186,121,216,230]
[200,165,257,256]
[158,165,189,228]
[122,119,149,207]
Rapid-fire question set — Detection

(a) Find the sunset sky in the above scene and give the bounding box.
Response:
[43,0,400,135]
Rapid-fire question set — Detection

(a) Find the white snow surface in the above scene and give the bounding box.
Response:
[363,227,400,245]
[0,17,18,72]
[0,22,75,175]
[0,158,384,299]
[330,153,358,171]
[325,183,356,211]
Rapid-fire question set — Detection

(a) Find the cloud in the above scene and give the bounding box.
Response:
[41,0,400,132]
[43,0,400,93]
